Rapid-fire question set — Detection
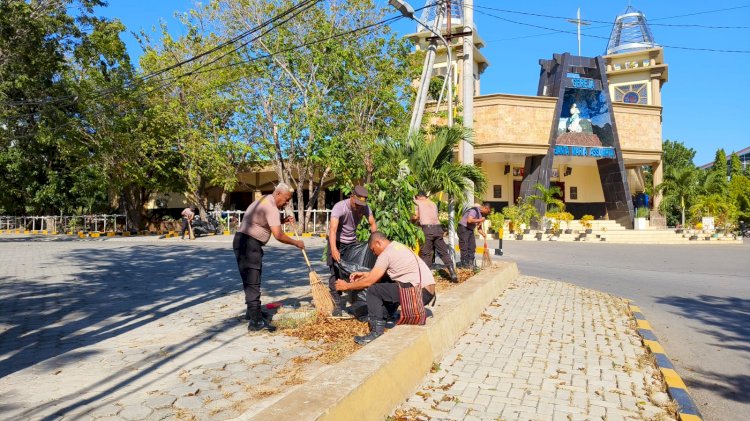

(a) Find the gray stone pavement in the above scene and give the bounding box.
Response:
[0,234,331,420]
[395,276,675,421]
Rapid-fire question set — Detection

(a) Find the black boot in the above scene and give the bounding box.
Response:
[247,309,276,332]
[331,292,345,317]
[354,319,385,345]
[447,265,458,283]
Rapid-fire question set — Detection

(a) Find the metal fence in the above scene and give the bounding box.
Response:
[0,215,128,233]
[213,209,332,235]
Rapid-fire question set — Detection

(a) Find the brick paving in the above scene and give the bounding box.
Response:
[395,276,675,421]
[0,235,330,420]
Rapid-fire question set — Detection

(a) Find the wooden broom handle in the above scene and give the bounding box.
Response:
[289,220,312,270]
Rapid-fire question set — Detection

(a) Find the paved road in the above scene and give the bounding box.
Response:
[0,235,332,420]
[496,239,749,421]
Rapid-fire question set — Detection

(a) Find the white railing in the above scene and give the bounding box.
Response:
[0,214,128,233]
[212,208,332,235]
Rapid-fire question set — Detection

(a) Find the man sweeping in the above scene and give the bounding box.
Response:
[412,192,457,282]
[335,232,435,345]
[458,202,490,270]
[328,185,377,316]
[233,183,305,332]
[180,206,195,240]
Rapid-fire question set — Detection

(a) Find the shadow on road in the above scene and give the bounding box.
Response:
[656,294,750,402]
[0,241,319,379]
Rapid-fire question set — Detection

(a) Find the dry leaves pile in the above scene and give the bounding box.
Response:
[434,268,476,293]
[280,315,368,364]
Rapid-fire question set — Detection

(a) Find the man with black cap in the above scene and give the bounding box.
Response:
[412,192,457,282]
[328,185,378,316]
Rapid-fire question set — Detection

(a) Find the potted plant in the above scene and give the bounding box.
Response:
[488,211,505,238]
[519,198,539,235]
[580,214,594,234]
[559,212,574,234]
[600,226,608,241]
[690,222,701,240]
[501,204,522,240]
[549,217,561,241]
[634,207,649,230]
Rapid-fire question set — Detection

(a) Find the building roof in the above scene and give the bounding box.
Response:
[699,146,750,169]
[606,6,657,55]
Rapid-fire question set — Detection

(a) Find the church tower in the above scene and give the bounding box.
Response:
[602,6,668,107]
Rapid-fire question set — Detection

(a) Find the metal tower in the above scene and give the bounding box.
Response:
[605,6,657,55]
[418,0,463,33]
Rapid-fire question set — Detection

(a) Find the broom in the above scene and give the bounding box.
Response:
[482,237,493,269]
[290,221,334,316]
[187,219,195,240]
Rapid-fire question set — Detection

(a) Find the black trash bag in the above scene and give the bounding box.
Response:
[334,242,376,280]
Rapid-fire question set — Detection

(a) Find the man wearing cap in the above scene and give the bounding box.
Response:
[412,192,457,282]
[458,202,490,269]
[234,183,305,332]
[328,185,378,316]
[335,231,436,345]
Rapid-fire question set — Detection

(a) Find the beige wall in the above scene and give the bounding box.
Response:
[472,93,662,161]
[561,165,605,203]
[480,161,511,202]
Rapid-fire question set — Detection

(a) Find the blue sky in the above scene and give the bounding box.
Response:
[97,1,750,165]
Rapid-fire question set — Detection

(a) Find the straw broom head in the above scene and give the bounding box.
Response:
[482,240,492,269]
[309,270,334,316]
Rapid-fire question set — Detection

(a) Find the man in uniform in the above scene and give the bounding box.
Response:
[233,183,305,331]
[335,231,436,345]
[457,202,490,269]
[328,185,377,316]
[412,192,457,282]
[180,206,195,240]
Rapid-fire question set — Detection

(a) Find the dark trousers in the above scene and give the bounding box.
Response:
[327,241,356,307]
[366,282,435,320]
[419,225,452,267]
[457,224,476,267]
[233,232,264,320]
[181,219,190,238]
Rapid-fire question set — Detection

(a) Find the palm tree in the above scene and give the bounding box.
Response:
[528,183,565,213]
[656,166,696,227]
[383,126,487,206]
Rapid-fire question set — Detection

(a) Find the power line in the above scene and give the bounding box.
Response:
[472,7,750,53]
[2,0,322,108]
[473,4,750,28]
[2,11,412,139]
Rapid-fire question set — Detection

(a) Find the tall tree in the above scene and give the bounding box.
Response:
[201,0,411,228]
[662,140,696,170]
[712,148,728,184]
[656,166,697,227]
[730,152,743,179]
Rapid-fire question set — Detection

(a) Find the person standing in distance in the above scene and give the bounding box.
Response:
[328,185,377,316]
[457,202,490,269]
[180,206,195,240]
[233,183,304,331]
[412,192,457,282]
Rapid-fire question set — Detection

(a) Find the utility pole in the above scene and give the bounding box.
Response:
[462,0,474,205]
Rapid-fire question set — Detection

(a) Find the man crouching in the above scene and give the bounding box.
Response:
[335,231,436,345]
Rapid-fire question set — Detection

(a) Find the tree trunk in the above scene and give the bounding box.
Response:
[122,184,149,231]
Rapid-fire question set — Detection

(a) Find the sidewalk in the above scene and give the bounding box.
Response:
[394,276,676,421]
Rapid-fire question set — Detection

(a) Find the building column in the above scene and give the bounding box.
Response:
[652,160,663,210]
[650,77,661,106]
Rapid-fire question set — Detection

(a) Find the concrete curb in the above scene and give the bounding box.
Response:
[628,303,703,421]
[241,262,519,421]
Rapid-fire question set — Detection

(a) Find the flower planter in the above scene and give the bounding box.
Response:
[689,235,698,241]
[585,229,592,234]
[634,217,648,230]
[535,232,543,240]
[516,234,524,240]
[675,228,683,234]
[564,229,572,234]
[523,229,531,234]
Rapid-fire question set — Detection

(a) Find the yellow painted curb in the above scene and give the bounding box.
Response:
[90,232,100,238]
[644,339,665,354]
[319,234,327,238]
[51,232,58,235]
[66,231,73,235]
[302,233,313,237]
[42,230,48,235]
[223,230,231,235]
[630,305,642,313]
[106,232,115,237]
[680,414,703,421]
[123,232,131,237]
[636,319,652,330]
[247,263,519,421]
[660,368,688,390]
